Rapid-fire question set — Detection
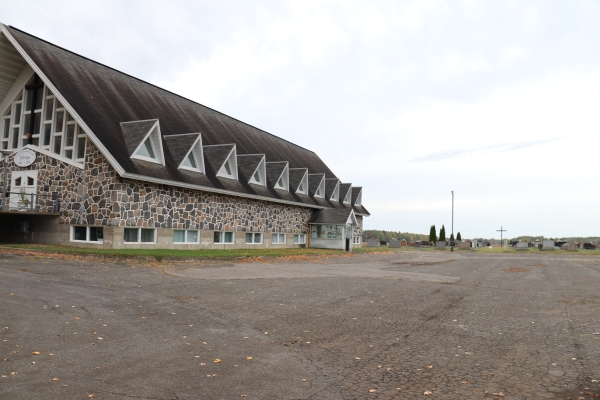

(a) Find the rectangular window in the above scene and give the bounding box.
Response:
[272,233,286,244]
[76,137,86,159]
[353,237,361,244]
[326,225,342,239]
[71,226,103,243]
[140,228,155,243]
[311,225,324,239]
[73,226,87,241]
[294,234,306,244]
[174,230,199,244]
[174,230,185,243]
[124,228,139,243]
[214,231,234,244]
[245,232,263,244]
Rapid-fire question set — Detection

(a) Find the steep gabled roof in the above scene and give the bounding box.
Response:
[0,24,371,213]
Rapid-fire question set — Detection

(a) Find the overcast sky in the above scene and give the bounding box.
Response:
[4,1,600,238]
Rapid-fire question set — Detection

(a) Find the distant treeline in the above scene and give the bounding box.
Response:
[362,231,600,244]
[362,230,429,242]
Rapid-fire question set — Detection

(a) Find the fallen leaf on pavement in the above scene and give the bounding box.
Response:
[214,359,221,363]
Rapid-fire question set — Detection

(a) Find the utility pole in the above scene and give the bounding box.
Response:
[451,191,454,252]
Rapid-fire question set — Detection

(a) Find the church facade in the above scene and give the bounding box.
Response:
[0,24,368,250]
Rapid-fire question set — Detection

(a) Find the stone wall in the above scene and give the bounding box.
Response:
[353,216,363,237]
[3,141,312,235]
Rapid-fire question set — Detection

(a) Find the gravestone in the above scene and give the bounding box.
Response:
[458,241,470,250]
[388,239,400,248]
[541,240,555,251]
[414,241,421,248]
[379,240,387,246]
[400,239,407,247]
[408,242,414,247]
[367,239,379,247]
[435,241,447,250]
[563,244,577,251]
[420,241,431,247]
[516,242,529,251]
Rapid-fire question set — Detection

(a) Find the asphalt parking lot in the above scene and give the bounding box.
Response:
[1,250,599,399]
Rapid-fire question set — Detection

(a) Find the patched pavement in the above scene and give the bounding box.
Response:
[1,250,599,399]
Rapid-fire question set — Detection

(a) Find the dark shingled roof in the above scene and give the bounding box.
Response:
[163,133,200,167]
[3,25,370,214]
[325,178,340,201]
[237,154,264,182]
[308,208,354,225]
[121,119,156,157]
[203,145,234,175]
[288,168,307,192]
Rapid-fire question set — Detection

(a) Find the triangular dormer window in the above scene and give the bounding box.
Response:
[245,156,265,186]
[276,176,283,188]
[295,170,308,195]
[314,176,325,198]
[216,147,238,180]
[273,164,288,191]
[331,183,339,202]
[137,138,155,159]
[253,170,260,182]
[130,122,164,165]
[182,152,197,169]
[355,191,362,207]
[343,187,352,204]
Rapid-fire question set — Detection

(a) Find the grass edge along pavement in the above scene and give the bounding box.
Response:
[0,243,395,261]
[1,243,598,262]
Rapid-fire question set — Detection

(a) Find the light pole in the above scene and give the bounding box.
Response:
[451,191,454,252]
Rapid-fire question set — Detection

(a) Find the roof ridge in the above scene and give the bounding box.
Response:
[7,25,318,156]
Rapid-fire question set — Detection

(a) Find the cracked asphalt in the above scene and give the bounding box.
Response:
[1,250,600,399]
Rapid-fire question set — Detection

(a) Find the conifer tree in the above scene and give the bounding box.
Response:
[439,225,446,242]
[429,225,436,243]
[457,232,462,241]
[450,233,455,241]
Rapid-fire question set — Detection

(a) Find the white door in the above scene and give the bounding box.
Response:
[9,170,38,210]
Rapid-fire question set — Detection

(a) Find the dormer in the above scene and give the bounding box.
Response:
[325,178,340,202]
[289,168,309,195]
[237,154,266,187]
[203,144,238,180]
[121,119,165,165]
[266,161,289,191]
[339,183,352,204]
[308,173,325,199]
[351,187,363,207]
[163,133,205,174]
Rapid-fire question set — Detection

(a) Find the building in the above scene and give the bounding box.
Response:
[0,24,369,250]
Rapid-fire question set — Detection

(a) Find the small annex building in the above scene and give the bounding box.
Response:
[0,24,369,250]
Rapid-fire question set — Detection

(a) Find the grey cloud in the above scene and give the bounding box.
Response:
[411,138,562,163]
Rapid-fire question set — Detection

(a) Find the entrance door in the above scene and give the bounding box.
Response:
[9,170,38,210]
[345,223,353,251]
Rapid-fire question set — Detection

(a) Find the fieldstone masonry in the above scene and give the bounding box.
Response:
[1,141,362,247]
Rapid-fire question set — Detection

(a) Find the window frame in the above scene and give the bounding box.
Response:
[272,233,286,245]
[70,225,104,244]
[123,227,156,244]
[294,234,306,244]
[213,231,235,244]
[245,232,263,244]
[353,236,361,244]
[173,229,200,244]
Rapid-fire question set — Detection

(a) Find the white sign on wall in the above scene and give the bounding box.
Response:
[14,149,36,167]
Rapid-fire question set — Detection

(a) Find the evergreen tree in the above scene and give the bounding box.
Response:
[429,225,436,243]
[456,232,462,241]
[439,225,446,242]
[450,233,455,241]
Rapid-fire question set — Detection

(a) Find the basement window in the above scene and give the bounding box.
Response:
[71,226,103,243]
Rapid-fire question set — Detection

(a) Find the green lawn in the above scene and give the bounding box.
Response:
[0,243,399,260]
